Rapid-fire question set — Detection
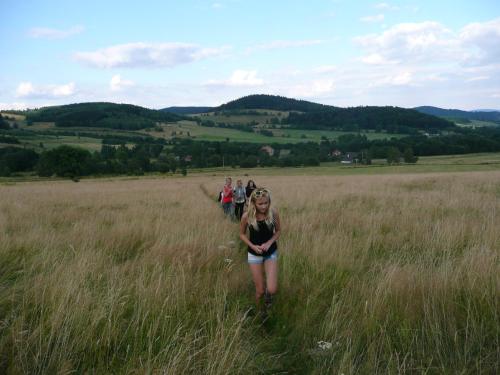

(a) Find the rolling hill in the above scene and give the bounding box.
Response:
[199,95,455,133]
[215,94,330,112]
[414,106,500,124]
[26,102,183,130]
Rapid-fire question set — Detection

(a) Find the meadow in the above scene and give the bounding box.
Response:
[0,170,499,374]
[2,112,403,150]
[151,121,401,144]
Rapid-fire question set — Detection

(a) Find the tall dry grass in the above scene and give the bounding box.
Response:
[0,171,499,374]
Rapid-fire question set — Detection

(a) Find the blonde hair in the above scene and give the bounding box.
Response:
[247,188,275,231]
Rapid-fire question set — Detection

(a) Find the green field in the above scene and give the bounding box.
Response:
[2,152,500,184]
[194,109,289,125]
[455,119,500,128]
[146,121,403,144]
[22,135,103,152]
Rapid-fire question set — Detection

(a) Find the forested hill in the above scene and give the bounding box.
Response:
[216,94,331,112]
[206,94,454,132]
[161,106,213,115]
[414,106,500,123]
[26,102,183,130]
[287,106,455,133]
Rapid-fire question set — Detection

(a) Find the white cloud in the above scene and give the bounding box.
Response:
[212,3,223,8]
[313,65,337,73]
[355,18,500,68]
[52,83,76,96]
[246,40,323,54]
[15,82,76,98]
[360,53,398,65]
[74,42,227,69]
[205,70,264,87]
[460,17,500,65]
[289,79,335,98]
[16,82,36,97]
[390,71,412,85]
[0,102,29,110]
[374,3,400,11]
[466,76,489,82]
[355,21,461,63]
[110,75,134,91]
[360,14,385,23]
[28,25,84,39]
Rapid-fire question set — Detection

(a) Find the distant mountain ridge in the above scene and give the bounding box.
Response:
[22,96,469,133]
[206,95,453,132]
[414,106,500,123]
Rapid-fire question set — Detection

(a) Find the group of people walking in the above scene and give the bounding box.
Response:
[219,177,257,220]
[218,177,281,317]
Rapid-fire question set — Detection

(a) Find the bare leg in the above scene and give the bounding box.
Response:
[249,263,265,307]
[264,259,278,309]
[264,259,278,294]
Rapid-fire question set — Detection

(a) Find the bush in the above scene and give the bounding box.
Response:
[37,145,93,178]
[0,147,38,173]
[240,155,259,168]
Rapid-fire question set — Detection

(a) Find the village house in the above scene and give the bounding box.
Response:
[260,145,274,156]
[330,149,342,157]
[341,152,358,164]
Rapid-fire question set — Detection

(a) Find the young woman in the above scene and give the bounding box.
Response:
[221,177,234,218]
[240,188,281,312]
[245,180,257,203]
[233,179,246,221]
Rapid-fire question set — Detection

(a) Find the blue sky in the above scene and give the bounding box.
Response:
[1,0,499,110]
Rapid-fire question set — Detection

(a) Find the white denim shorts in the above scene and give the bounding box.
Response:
[247,251,278,264]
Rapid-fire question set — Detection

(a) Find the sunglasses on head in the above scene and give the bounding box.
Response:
[252,188,270,198]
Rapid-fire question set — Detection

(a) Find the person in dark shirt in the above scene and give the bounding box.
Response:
[245,180,256,208]
[245,180,256,199]
[239,187,281,314]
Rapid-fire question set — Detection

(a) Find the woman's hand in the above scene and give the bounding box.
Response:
[260,241,272,252]
[251,244,264,254]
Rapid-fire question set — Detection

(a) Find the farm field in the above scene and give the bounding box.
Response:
[0,170,498,373]
[3,116,404,151]
[149,121,404,144]
[455,119,500,128]
[194,109,290,124]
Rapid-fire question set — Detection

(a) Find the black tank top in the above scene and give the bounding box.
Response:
[248,220,277,256]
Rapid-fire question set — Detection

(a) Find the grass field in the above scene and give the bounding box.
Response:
[455,119,500,128]
[0,170,498,373]
[22,135,104,152]
[3,119,403,152]
[147,121,403,144]
[194,109,289,125]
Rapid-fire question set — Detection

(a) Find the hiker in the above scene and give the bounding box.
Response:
[233,179,246,221]
[221,177,234,218]
[239,188,281,314]
[245,180,257,206]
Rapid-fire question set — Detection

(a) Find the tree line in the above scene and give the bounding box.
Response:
[2,126,500,178]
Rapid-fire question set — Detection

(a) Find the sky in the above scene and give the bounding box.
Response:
[1,0,500,111]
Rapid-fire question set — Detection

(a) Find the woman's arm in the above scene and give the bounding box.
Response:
[260,209,281,252]
[240,213,263,254]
